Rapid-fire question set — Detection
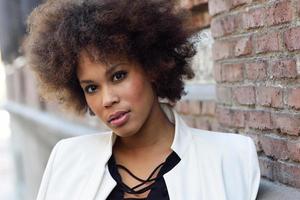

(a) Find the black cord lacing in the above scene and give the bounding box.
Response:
[116,162,165,195]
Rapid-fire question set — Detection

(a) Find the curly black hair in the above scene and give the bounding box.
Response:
[24,0,196,115]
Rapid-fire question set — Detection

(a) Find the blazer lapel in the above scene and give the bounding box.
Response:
[79,132,116,200]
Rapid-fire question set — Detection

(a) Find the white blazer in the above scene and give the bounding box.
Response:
[36,103,260,200]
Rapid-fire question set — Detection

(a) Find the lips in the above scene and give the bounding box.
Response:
[108,111,130,127]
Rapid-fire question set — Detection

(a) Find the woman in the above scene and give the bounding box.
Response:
[25,0,260,199]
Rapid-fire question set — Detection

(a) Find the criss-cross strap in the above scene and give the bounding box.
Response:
[116,162,165,194]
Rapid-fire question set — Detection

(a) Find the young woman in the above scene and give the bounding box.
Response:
[25,0,260,199]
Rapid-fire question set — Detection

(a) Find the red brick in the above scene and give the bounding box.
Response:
[287,88,300,109]
[284,27,300,51]
[188,100,202,115]
[212,40,233,60]
[214,63,222,82]
[266,0,293,26]
[287,140,300,162]
[255,32,281,53]
[297,0,300,17]
[260,134,288,160]
[216,86,232,104]
[247,110,273,130]
[245,61,267,81]
[201,101,216,116]
[194,117,211,130]
[272,113,300,136]
[270,59,297,79]
[259,156,275,180]
[232,0,252,7]
[231,110,246,128]
[275,161,300,188]
[234,36,252,57]
[233,86,256,105]
[221,63,244,82]
[210,119,220,131]
[216,107,232,126]
[256,86,284,108]
[208,0,230,16]
[216,107,245,128]
[211,14,239,38]
[242,7,265,29]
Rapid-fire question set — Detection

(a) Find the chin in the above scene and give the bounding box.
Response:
[111,123,141,138]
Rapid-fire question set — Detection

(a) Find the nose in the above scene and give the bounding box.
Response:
[102,87,119,108]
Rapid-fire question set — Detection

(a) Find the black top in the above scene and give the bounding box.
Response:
[106,151,181,200]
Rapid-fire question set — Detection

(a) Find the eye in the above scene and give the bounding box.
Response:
[112,71,127,82]
[84,85,98,94]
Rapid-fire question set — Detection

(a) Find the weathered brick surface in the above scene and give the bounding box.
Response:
[255,32,281,53]
[287,88,300,109]
[211,14,239,38]
[212,40,233,60]
[245,61,267,81]
[208,0,230,16]
[247,110,273,130]
[287,140,300,162]
[216,86,232,104]
[201,101,216,116]
[275,161,300,188]
[272,113,300,136]
[284,27,300,51]
[194,117,211,130]
[260,134,288,160]
[233,86,256,105]
[214,63,222,82]
[270,59,297,79]
[209,0,300,189]
[217,107,245,128]
[266,0,293,26]
[188,100,202,115]
[221,63,243,82]
[256,86,284,108]
[242,7,265,29]
[231,0,251,7]
[260,157,300,188]
[234,36,252,57]
[259,156,276,180]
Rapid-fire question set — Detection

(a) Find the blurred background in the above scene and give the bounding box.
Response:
[1,0,300,200]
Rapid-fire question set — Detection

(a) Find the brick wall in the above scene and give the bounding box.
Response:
[208,0,300,188]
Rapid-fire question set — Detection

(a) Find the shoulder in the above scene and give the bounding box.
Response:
[186,128,260,199]
[187,127,258,173]
[56,131,112,150]
[189,127,254,155]
[54,131,112,157]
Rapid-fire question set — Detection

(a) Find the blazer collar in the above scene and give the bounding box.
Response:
[80,103,192,199]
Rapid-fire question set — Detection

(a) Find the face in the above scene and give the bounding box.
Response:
[77,51,157,137]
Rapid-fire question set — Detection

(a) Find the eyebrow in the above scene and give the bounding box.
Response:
[79,62,128,84]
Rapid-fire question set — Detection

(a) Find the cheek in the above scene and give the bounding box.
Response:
[122,75,154,105]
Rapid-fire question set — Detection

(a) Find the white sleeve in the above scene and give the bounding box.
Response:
[36,141,62,200]
[247,137,261,200]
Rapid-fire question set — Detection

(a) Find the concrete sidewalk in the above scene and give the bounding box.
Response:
[0,110,16,200]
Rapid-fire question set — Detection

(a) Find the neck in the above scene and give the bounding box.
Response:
[114,102,175,154]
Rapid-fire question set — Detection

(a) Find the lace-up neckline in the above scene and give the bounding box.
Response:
[107,151,180,200]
